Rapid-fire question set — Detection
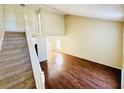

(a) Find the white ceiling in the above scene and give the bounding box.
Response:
[45,4,124,22]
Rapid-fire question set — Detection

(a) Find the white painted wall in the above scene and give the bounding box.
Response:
[26,9,39,33]
[37,36,47,62]
[61,15,123,69]
[3,4,25,32]
[40,7,65,36]
[0,5,3,31]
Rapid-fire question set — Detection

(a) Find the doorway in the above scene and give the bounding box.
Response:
[46,37,62,58]
[56,40,61,50]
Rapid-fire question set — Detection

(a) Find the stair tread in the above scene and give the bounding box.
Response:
[1,44,28,52]
[4,32,25,37]
[0,54,30,63]
[0,48,29,56]
[0,50,30,60]
[0,57,31,71]
[4,36,26,40]
[2,39,27,45]
[0,70,33,89]
[0,63,32,80]
[10,78,35,89]
[0,62,31,75]
[4,38,26,43]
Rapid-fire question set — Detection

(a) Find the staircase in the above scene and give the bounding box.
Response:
[0,32,36,89]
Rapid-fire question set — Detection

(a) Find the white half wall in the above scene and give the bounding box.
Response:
[37,36,47,62]
[32,36,47,62]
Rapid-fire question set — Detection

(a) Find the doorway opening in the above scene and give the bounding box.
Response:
[46,37,62,58]
[56,40,61,50]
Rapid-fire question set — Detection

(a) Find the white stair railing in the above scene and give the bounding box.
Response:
[0,5,4,51]
[0,30,5,50]
[25,15,45,89]
[122,25,124,89]
[121,65,123,88]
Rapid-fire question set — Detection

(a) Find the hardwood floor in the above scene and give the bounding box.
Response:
[40,51,121,89]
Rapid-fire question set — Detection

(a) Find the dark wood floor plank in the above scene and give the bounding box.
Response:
[40,51,121,89]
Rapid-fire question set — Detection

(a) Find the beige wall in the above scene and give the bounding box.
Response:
[61,15,123,69]
[40,7,65,36]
